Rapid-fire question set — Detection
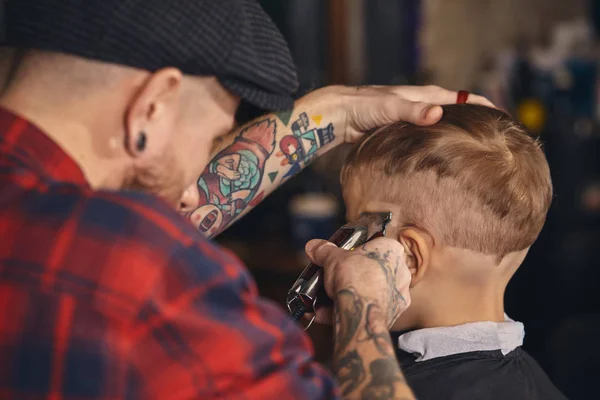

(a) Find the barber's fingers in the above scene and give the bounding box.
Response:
[350,87,496,132]
[304,239,342,326]
[304,239,348,299]
[464,93,496,108]
[349,96,444,134]
[378,96,444,126]
[305,239,345,267]
[391,85,497,108]
[304,307,334,326]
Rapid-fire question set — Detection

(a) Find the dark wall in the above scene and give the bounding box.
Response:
[592,0,600,35]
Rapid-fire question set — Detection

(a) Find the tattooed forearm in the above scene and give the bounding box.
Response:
[192,118,276,237]
[335,289,365,354]
[333,350,366,395]
[333,287,415,400]
[275,111,335,179]
[188,109,337,237]
[361,358,405,400]
[364,304,396,357]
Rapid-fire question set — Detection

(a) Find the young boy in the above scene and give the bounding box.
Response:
[340,104,566,399]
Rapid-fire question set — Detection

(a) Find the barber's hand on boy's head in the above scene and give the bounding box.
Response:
[301,85,495,144]
[304,237,412,328]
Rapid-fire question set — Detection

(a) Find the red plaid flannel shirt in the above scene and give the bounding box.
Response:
[0,107,339,399]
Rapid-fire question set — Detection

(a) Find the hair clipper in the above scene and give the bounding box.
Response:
[286,212,392,329]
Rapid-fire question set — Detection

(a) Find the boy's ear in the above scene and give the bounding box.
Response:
[398,228,430,288]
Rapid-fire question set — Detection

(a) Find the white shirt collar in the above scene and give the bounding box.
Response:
[397,315,525,362]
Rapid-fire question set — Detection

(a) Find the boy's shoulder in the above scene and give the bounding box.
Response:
[398,348,568,400]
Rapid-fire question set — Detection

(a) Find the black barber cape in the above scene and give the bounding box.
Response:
[393,342,568,400]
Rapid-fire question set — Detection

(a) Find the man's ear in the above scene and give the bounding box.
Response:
[124,67,183,157]
[398,228,430,288]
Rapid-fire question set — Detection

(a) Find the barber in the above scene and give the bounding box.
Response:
[0,0,492,399]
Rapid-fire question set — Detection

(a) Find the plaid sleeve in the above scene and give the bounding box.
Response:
[126,222,339,399]
[0,181,338,399]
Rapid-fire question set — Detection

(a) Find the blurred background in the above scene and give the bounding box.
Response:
[2,0,599,398]
[220,1,600,399]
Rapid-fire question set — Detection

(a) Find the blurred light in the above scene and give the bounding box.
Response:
[518,98,546,134]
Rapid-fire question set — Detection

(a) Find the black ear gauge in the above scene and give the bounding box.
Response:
[136,131,147,152]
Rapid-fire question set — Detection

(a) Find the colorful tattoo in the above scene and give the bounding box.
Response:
[193,119,276,236]
[276,112,335,178]
[191,110,336,237]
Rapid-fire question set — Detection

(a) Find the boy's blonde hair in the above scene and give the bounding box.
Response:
[341,105,553,257]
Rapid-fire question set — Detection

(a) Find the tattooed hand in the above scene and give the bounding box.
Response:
[305,237,416,399]
[298,85,495,144]
[304,237,411,328]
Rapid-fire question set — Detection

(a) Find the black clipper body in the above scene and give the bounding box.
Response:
[286,212,392,329]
